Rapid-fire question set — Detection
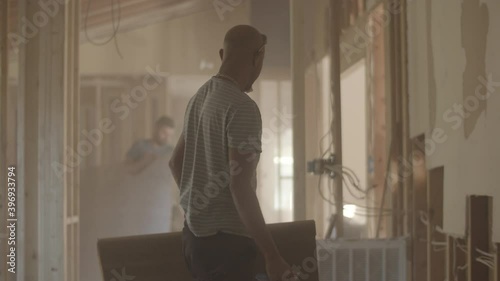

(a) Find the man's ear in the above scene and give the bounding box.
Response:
[219,49,224,61]
[253,52,261,67]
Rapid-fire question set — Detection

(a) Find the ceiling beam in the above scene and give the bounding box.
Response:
[81,0,212,42]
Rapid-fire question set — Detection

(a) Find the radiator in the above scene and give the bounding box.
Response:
[317,238,407,281]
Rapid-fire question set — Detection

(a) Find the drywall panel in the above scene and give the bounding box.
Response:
[457,0,500,243]
[407,0,500,242]
[422,0,464,237]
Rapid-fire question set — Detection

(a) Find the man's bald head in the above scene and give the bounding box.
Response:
[218,25,267,93]
[222,25,267,57]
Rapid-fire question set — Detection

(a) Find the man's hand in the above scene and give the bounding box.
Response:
[265,254,298,281]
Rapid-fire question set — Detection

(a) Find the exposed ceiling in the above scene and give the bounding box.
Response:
[7,0,214,42]
[81,0,214,41]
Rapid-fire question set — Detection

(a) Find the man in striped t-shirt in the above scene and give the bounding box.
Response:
[169,25,295,281]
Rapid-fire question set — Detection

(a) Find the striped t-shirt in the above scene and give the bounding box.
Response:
[179,76,262,237]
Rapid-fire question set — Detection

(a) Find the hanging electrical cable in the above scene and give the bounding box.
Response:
[475,248,496,269]
[475,257,495,269]
[318,174,392,214]
[318,174,336,205]
[84,0,124,59]
[476,247,496,258]
[322,165,394,214]
[309,22,400,228]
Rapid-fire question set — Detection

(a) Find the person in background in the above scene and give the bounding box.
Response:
[125,115,175,175]
[125,115,184,232]
[169,25,296,281]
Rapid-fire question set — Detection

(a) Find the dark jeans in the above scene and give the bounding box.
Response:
[182,223,258,281]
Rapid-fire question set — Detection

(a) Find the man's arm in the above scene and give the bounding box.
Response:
[124,152,156,175]
[229,148,294,281]
[229,149,277,256]
[169,133,185,187]
[226,101,283,262]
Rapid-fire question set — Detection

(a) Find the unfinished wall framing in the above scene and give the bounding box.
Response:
[14,1,81,280]
[333,0,400,240]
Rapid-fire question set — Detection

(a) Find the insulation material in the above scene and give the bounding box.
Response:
[407,0,500,242]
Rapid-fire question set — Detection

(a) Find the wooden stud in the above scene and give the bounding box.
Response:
[388,0,405,238]
[399,0,412,238]
[448,236,457,281]
[341,0,350,29]
[19,0,43,279]
[412,135,428,281]
[448,236,455,281]
[291,0,307,222]
[329,0,344,237]
[351,0,359,24]
[457,238,468,281]
[358,0,365,15]
[370,4,388,238]
[18,0,80,280]
[496,243,499,281]
[468,196,492,281]
[15,0,27,278]
[427,167,446,281]
[0,0,9,280]
[397,15,405,238]
[448,236,467,281]
[65,1,80,281]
